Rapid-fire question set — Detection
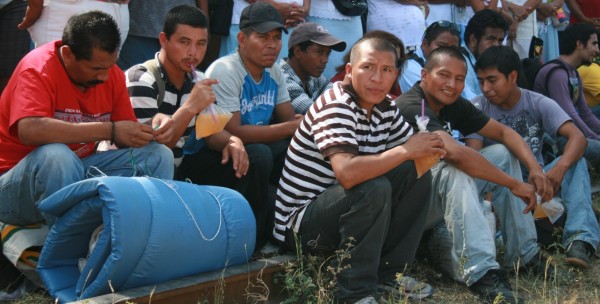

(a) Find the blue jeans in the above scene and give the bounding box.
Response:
[427,144,539,286]
[545,157,600,250]
[0,142,173,226]
[557,136,600,175]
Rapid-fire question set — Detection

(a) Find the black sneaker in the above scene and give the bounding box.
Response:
[468,269,522,304]
[565,240,594,268]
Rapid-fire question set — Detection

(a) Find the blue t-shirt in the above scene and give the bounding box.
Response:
[206,52,290,126]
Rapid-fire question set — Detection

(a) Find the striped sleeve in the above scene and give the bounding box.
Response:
[126,64,159,124]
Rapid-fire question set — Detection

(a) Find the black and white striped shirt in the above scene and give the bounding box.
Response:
[273,81,414,243]
[126,54,198,166]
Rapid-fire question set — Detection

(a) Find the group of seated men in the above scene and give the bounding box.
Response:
[1,3,599,304]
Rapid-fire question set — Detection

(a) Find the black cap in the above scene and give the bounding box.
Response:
[288,22,346,52]
[239,2,288,34]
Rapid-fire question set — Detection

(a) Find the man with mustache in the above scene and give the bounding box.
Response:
[279,22,346,114]
[0,10,173,297]
[206,2,303,187]
[533,23,600,179]
[126,5,272,251]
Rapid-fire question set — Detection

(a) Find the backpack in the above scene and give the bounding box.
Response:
[406,51,425,68]
[141,58,166,108]
[521,58,575,100]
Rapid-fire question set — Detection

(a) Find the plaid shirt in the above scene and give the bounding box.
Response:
[279,59,329,114]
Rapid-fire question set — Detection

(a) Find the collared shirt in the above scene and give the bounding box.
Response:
[462,46,482,101]
[273,81,413,243]
[279,59,329,114]
[400,47,426,93]
[126,53,199,166]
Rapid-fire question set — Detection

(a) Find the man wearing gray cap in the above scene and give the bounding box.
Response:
[280,22,346,114]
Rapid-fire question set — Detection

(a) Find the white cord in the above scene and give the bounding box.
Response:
[154,178,223,241]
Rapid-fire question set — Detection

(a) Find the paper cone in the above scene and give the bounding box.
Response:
[195,113,232,139]
[415,156,439,178]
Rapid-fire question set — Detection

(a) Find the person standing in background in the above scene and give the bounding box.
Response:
[566,0,600,30]
[0,0,30,95]
[18,0,129,49]
[366,0,427,54]
[117,0,208,70]
[536,0,564,63]
[505,0,540,59]
[307,0,363,79]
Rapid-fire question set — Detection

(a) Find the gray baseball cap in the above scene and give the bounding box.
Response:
[288,22,346,52]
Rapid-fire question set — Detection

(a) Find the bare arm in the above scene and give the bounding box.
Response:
[545,122,587,192]
[224,102,302,144]
[18,117,155,148]
[18,0,43,30]
[205,131,250,178]
[438,129,538,212]
[507,0,541,20]
[330,132,445,189]
[477,119,554,201]
[565,0,600,29]
[196,0,209,16]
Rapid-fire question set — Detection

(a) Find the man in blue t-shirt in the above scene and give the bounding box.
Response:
[206,2,302,186]
[470,45,600,269]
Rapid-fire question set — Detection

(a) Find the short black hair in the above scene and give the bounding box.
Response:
[350,37,398,66]
[288,40,314,59]
[336,30,405,72]
[425,46,467,72]
[560,23,598,55]
[62,10,120,60]
[464,9,508,46]
[476,45,523,78]
[163,5,208,39]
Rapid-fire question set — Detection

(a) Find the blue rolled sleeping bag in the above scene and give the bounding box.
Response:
[36,176,256,303]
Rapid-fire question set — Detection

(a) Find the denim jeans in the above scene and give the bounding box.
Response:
[545,157,600,250]
[0,142,173,226]
[285,161,431,300]
[427,144,539,286]
[556,136,600,175]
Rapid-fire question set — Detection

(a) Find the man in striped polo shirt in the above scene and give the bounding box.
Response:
[274,36,445,303]
[126,5,273,251]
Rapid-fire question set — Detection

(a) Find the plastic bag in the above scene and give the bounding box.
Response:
[189,65,232,139]
[414,113,440,178]
[195,103,232,139]
[533,194,565,224]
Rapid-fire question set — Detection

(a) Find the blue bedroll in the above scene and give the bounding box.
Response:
[36,176,256,303]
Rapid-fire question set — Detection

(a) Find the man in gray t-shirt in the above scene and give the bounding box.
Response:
[471,45,600,269]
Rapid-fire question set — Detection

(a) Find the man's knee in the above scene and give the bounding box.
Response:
[32,143,83,173]
[352,176,392,211]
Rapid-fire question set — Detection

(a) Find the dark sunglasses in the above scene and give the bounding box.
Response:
[423,20,461,39]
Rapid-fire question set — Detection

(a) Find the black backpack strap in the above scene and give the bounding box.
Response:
[142,58,165,108]
[406,51,425,68]
[543,59,574,100]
